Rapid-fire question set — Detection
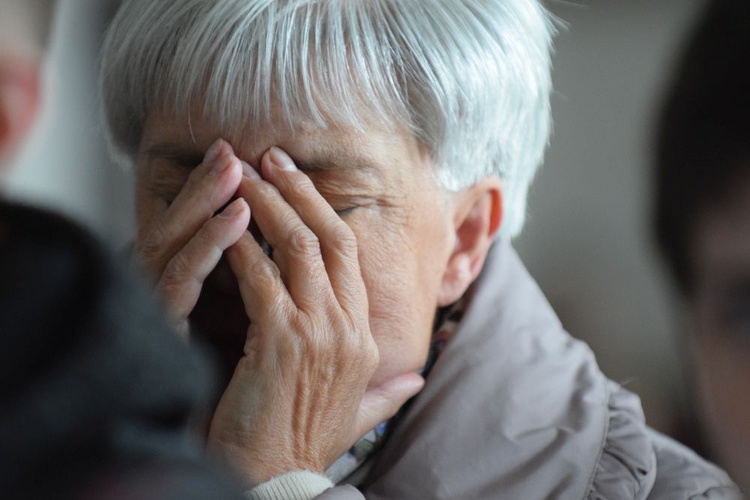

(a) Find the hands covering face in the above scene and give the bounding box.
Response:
[134,139,424,485]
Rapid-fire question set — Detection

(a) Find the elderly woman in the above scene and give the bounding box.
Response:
[100,0,739,498]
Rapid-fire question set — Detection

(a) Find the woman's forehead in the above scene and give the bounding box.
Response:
[141,108,427,179]
[153,94,401,139]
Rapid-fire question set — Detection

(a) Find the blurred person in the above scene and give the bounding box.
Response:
[0,1,244,497]
[0,2,50,168]
[655,0,750,494]
[100,0,741,497]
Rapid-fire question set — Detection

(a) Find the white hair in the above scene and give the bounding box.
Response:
[100,0,555,237]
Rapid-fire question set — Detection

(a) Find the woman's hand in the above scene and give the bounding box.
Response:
[207,147,424,485]
[133,140,251,339]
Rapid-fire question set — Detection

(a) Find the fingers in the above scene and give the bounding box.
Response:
[137,139,243,279]
[157,198,250,332]
[134,139,249,338]
[225,229,294,327]
[208,146,409,481]
[233,147,364,315]
[235,160,336,310]
[261,148,366,313]
[354,373,425,440]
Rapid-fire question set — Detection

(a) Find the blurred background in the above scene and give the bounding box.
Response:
[5,0,708,444]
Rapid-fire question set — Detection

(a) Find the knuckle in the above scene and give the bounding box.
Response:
[137,224,167,259]
[286,226,320,257]
[286,173,314,199]
[350,327,378,362]
[255,180,280,199]
[160,253,194,291]
[335,317,376,361]
[292,316,318,349]
[363,339,380,371]
[166,251,192,279]
[326,223,358,255]
[249,257,281,287]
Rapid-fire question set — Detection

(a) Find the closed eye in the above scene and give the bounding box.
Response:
[334,206,357,217]
[147,160,196,205]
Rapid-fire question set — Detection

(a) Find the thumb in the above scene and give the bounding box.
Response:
[354,373,425,439]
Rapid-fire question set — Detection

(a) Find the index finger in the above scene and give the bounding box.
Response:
[256,147,367,314]
[137,140,242,277]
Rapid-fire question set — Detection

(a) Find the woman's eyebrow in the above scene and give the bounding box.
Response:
[142,143,205,168]
[143,142,381,177]
[293,156,375,174]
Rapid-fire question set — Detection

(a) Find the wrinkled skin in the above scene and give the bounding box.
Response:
[131,110,479,484]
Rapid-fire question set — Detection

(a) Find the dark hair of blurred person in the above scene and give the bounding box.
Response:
[655,0,750,493]
[0,2,244,497]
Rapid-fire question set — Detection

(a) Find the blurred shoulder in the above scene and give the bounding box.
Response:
[647,431,742,500]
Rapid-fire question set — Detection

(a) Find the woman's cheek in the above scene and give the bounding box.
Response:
[359,254,433,388]
[350,204,446,387]
[366,307,431,389]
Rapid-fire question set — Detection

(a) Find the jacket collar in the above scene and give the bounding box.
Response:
[364,240,647,498]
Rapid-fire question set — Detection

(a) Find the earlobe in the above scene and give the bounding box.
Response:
[437,179,503,306]
[0,60,41,163]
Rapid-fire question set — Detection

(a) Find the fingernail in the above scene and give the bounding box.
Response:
[219,198,244,218]
[241,160,261,180]
[211,154,234,176]
[268,147,297,171]
[204,139,224,164]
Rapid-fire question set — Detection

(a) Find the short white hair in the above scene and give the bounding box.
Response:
[100,0,555,237]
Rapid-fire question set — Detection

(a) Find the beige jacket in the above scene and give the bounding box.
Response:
[253,241,741,499]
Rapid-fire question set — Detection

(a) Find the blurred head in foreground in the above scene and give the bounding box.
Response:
[655,0,750,491]
[0,3,249,497]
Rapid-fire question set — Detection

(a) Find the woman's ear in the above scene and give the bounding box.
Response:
[0,58,41,166]
[437,178,503,306]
